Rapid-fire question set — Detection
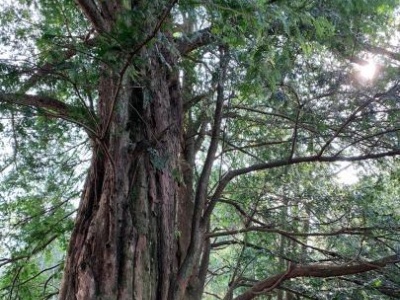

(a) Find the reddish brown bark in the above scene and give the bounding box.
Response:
[59,54,185,299]
[55,1,208,299]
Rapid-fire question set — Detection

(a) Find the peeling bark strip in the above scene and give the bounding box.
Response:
[234,255,400,300]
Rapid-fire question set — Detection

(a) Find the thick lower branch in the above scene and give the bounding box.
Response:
[0,93,70,115]
[234,255,400,300]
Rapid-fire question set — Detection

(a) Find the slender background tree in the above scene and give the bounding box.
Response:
[1,0,400,299]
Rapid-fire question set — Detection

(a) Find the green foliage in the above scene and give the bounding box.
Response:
[0,108,87,298]
[208,161,400,298]
[1,0,400,299]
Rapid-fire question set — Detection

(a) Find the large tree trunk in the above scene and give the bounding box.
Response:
[59,45,197,298]
[56,1,219,298]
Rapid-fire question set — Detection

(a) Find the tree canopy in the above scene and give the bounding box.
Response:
[1,0,400,299]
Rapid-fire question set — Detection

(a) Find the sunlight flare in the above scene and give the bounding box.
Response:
[360,61,377,80]
[355,59,378,82]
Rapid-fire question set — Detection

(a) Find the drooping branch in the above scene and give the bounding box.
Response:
[207,225,396,239]
[208,226,346,259]
[336,276,400,298]
[1,262,62,296]
[234,255,400,300]
[363,43,400,62]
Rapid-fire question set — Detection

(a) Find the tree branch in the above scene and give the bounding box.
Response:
[335,276,400,298]
[176,27,215,55]
[363,43,400,62]
[207,225,397,239]
[317,95,378,157]
[75,0,107,32]
[175,46,229,297]
[0,93,70,115]
[204,150,400,223]
[217,199,268,227]
[0,93,98,136]
[234,255,400,300]
[22,37,97,91]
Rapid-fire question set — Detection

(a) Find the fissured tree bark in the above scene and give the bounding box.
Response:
[58,1,212,299]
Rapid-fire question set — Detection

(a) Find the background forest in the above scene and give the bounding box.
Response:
[1,0,400,299]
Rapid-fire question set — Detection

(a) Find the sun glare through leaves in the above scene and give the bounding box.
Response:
[354,59,378,83]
